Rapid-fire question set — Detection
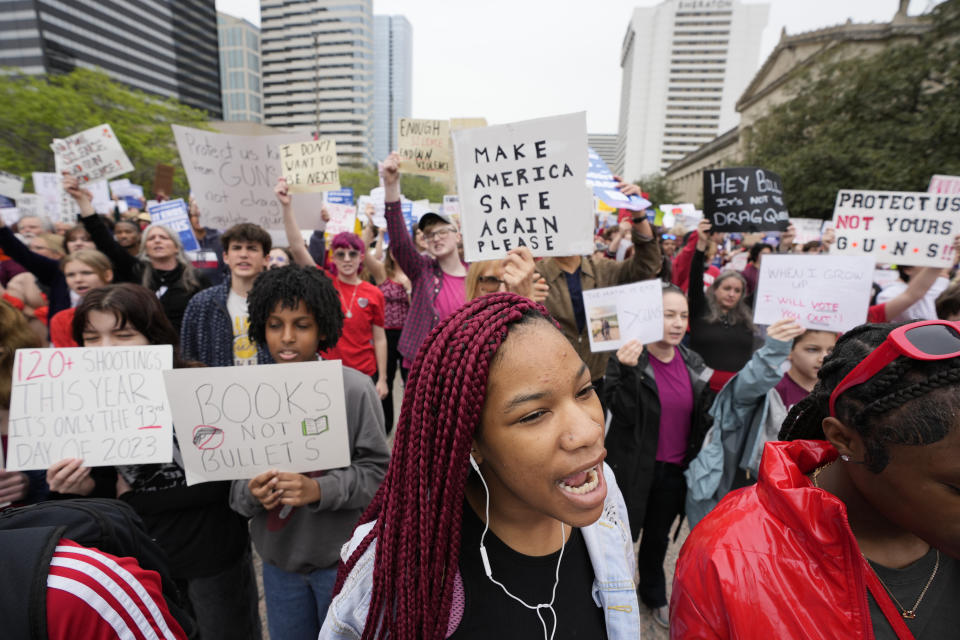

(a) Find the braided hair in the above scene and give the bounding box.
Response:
[333,292,553,639]
[779,322,960,472]
[246,265,342,351]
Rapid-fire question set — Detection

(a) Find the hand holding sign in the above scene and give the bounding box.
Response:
[765,318,806,342]
[615,339,645,367]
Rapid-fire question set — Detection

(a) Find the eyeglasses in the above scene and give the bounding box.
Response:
[333,249,361,260]
[661,234,677,241]
[477,275,505,289]
[828,320,960,417]
[423,227,455,241]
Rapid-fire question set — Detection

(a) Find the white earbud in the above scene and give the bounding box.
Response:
[469,452,481,473]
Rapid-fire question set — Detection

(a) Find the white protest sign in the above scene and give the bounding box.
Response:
[443,194,460,218]
[6,346,174,471]
[325,203,357,236]
[581,280,664,352]
[753,254,874,332]
[831,190,959,267]
[173,125,326,231]
[452,112,594,261]
[398,118,452,176]
[109,178,133,198]
[88,179,113,215]
[1,207,19,227]
[929,175,960,195]
[163,360,351,485]
[0,170,24,199]
[14,194,42,219]
[278,138,340,193]
[51,123,134,184]
[33,171,77,222]
[791,218,826,245]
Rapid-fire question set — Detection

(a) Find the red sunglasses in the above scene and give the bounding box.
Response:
[829,320,960,417]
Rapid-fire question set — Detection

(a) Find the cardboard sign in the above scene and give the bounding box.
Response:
[0,170,24,199]
[6,346,174,471]
[703,167,790,232]
[753,255,874,331]
[51,124,134,184]
[153,163,175,198]
[147,199,200,252]
[172,125,327,230]
[831,190,959,267]
[324,203,357,236]
[581,280,664,352]
[929,175,960,195]
[586,148,649,212]
[443,194,460,218]
[278,138,340,193]
[163,360,351,485]
[452,112,594,261]
[398,118,452,176]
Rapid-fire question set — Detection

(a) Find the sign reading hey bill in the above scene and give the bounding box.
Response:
[163,360,351,485]
[581,280,664,352]
[452,112,594,261]
[754,254,874,332]
[6,346,174,471]
[831,190,960,267]
[703,167,790,232]
[147,199,200,252]
[278,138,340,193]
[172,125,326,230]
[398,118,452,176]
[52,124,134,184]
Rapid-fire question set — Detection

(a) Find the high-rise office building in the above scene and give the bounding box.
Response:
[0,0,222,116]
[616,0,769,180]
[260,0,374,165]
[218,12,262,123]
[372,15,412,164]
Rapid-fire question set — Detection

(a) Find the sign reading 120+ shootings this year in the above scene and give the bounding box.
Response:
[702,167,790,232]
[452,112,594,262]
[163,360,351,486]
[6,346,174,471]
[831,189,960,268]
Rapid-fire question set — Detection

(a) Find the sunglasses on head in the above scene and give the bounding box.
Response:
[828,320,960,417]
[661,234,677,240]
[333,249,360,260]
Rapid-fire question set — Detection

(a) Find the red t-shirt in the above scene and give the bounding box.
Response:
[867,303,886,324]
[49,308,79,348]
[322,279,385,376]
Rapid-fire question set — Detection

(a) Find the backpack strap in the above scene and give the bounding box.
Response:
[0,525,66,640]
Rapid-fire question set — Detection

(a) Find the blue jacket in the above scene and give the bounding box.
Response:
[319,463,641,639]
[179,280,272,367]
[684,335,792,527]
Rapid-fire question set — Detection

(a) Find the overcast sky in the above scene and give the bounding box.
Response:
[216,0,935,132]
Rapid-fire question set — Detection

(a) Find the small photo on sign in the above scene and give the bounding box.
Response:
[589,306,620,344]
[581,279,664,352]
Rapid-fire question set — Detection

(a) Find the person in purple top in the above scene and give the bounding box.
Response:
[601,283,716,629]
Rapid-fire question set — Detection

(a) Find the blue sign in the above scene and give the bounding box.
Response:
[147,199,199,252]
[586,148,649,212]
[325,187,354,205]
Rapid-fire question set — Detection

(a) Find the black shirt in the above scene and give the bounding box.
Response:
[449,502,607,639]
[868,547,960,640]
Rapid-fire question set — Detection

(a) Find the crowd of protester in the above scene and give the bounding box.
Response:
[1,150,959,639]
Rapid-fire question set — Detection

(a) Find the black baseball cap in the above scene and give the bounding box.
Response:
[417,211,455,231]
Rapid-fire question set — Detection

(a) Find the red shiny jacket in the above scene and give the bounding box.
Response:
[671,439,915,640]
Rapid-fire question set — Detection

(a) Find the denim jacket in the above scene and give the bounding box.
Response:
[319,463,641,639]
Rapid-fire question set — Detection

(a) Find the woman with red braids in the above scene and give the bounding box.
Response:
[320,293,640,639]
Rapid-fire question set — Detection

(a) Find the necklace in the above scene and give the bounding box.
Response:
[870,550,940,619]
[340,280,359,318]
[810,460,834,487]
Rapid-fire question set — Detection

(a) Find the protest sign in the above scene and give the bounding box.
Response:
[586,148,649,212]
[0,207,19,227]
[278,138,340,193]
[703,167,789,232]
[153,163,175,198]
[147,199,200,252]
[40,162,81,223]
[32,171,63,220]
[831,190,959,267]
[658,203,700,230]
[109,178,132,198]
[443,194,460,218]
[88,179,112,215]
[398,118,452,176]
[52,124,134,184]
[582,280,664,352]
[14,193,42,219]
[324,187,354,205]
[452,112,594,261]
[5,346,174,471]
[450,118,488,131]
[753,254,874,332]
[929,175,960,195]
[163,360,351,485]
[172,124,326,230]
[0,170,24,199]
[791,218,827,245]
[325,202,357,236]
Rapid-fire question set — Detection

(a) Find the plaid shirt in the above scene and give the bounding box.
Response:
[385,200,449,364]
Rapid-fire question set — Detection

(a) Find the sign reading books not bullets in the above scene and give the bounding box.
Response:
[581,280,664,353]
[6,346,174,471]
[451,112,595,262]
[830,189,960,268]
[163,360,351,485]
[753,254,874,333]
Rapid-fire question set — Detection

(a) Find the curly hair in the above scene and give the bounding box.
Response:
[333,293,553,639]
[246,265,342,351]
[779,322,960,472]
